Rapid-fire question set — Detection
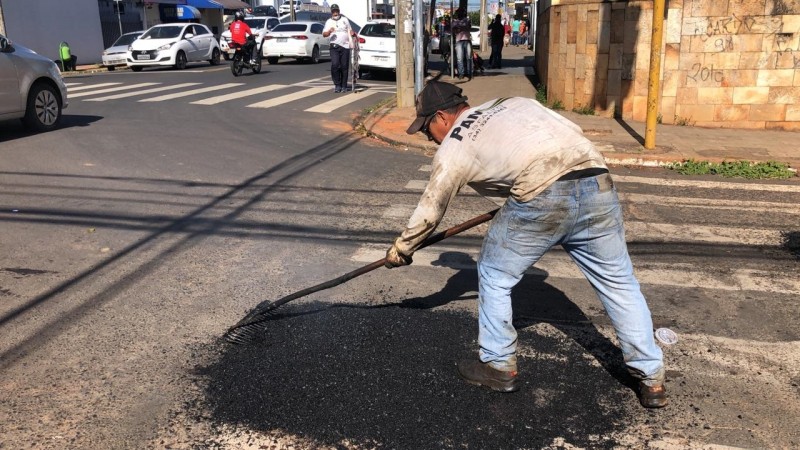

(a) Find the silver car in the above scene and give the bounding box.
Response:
[0,34,68,132]
[102,31,143,70]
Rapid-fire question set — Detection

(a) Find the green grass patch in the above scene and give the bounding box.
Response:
[551,100,565,110]
[572,105,595,115]
[667,159,795,179]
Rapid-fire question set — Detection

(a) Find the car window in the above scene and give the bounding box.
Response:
[361,23,395,38]
[112,33,142,47]
[267,18,279,29]
[141,26,182,39]
[272,24,307,32]
[245,18,265,29]
[194,25,210,35]
[310,23,323,34]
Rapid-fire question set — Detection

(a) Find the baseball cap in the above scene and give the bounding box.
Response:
[406,81,469,134]
[330,3,340,11]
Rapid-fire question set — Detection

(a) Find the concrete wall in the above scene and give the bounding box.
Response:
[536,0,800,130]
[3,0,105,64]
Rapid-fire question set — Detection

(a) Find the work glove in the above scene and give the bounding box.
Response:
[385,244,413,269]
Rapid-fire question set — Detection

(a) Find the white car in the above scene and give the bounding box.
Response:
[471,26,481,47]
[127,23,221,71]
[357,20,396,76]
[0,34,68,132]
[278,0,317,15]
[102,31,143,70]
[263,21,329,64]
[220,17,280,60]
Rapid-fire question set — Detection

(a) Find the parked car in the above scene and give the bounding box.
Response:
[262,21,328,64]
[471,26,481,47]
[102,31,143,70]
[252,5,278,17]
[220,17,280,60]
[0,34,68,132]
[357,20,396,77]
[127,23,221,71]
[278,0,301,15]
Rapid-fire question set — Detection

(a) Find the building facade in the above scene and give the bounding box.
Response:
[535,0,800,129]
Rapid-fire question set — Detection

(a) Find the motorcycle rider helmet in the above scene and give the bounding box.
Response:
[234,10,245,21]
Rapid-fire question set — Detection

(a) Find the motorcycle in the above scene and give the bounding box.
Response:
[229,35,262,76]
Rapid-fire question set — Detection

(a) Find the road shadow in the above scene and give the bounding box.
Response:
[0,115,103,143]
[399,251,635,390]
[192,300,635,448]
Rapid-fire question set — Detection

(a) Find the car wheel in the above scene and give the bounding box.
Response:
[309,45,320,64]
[130,66,143,72]
[358,68,365,78]
[267,56,279,64]
[175,51,187,70]
[209,48,220,65]
[107,66,116,71]
[22,82,62,132]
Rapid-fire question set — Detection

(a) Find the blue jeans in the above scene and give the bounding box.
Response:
[455,40,472,78]
[511,31,519,45]
[476,173,664,384]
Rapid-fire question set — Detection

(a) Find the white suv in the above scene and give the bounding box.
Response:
[0,34,68,132]
[127,23,221,71]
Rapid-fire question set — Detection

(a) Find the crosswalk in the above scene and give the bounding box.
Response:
[65,77,395,113]
[354,166,800,296]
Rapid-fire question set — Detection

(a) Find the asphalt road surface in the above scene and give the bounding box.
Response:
[1,60,799,449]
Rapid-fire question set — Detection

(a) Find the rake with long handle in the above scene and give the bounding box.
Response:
[224,209,499,344]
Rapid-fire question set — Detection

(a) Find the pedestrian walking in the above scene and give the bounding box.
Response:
[503,20,511,47]
[511,17,521,46]
[452,7,472,80]
[519,20,527,47]
[322,4,355,92]
[488,14,504,69]
[387,81,668,409]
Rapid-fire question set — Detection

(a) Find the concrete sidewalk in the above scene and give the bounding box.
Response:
[359,45,800,172]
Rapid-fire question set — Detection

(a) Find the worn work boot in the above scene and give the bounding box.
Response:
[638,381,668,408]
[457,360,519,393]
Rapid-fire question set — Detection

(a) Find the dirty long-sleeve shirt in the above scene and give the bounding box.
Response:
[395,97,608,255]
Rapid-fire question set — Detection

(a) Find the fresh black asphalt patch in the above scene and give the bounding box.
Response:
[189,300,644,448]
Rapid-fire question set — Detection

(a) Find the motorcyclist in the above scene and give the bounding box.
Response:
[229,10,255,63]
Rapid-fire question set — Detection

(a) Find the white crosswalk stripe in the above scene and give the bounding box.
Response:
[84,83,201,101]
[67,82,121,92]
[246,87,328,109]
[69,83,159,98]
[138,83,243,102]
[191,84,289,105]
[305,91,378,113]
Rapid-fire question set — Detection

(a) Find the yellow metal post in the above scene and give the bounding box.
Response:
[644,0,666,149]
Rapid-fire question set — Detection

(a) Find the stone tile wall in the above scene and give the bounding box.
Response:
[535,0,800,130]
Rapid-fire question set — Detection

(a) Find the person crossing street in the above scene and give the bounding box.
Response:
[322,4,356,93]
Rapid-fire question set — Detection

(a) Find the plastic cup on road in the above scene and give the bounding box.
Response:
[655,327,678,345]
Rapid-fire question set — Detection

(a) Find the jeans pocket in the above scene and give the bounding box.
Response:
[504,206,566,257]
[587,201,626,261]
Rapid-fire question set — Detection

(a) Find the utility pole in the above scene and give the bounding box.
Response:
[290,0,295,21]
[0,0,6,36]
[115,0,124,37]
[395,0,414,107]
[644,0,665,149]
[479,0,487,53]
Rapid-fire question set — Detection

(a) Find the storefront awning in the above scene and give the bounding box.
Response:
[176,4,203,18]
[213,0,251,9]
[186,0,222,8]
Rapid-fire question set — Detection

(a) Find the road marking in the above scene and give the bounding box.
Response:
[615,175,800,193]
[69,83,160,98]
[64,82,83,87]
[67,82,121,92]
[83,83,201,101]
[246,87,328,109]
[419,165,432,172]
[404,180,428,190]
[305,91,378,113]
[138,83,243,102]
[619,193,800,214]
[191,84,289,105]
[624,221,782,246]
[350,245,800,294]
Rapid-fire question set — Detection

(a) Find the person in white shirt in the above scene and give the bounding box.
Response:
[386,81,668,409]
[322,4,355,92]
